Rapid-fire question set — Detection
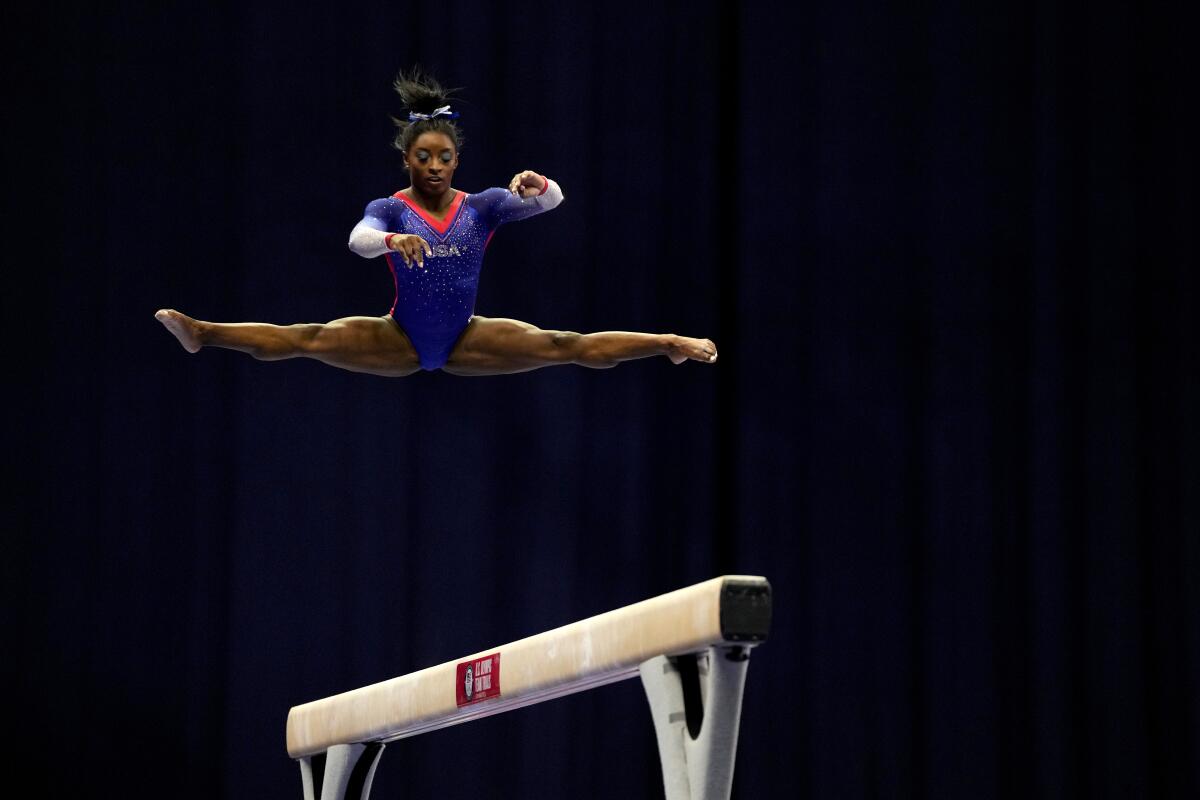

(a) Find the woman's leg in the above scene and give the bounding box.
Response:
[155,309,421,377]
[442,316,717,376]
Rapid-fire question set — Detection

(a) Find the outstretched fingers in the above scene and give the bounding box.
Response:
[390,234,433,268]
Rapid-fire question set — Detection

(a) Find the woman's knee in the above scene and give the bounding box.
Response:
[549,330,597,363]
[292,323,337,356]
[549,330,581,351]
[551,331,617,368]
[239,323,315,360]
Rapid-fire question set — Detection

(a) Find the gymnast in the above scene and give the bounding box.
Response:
[156,70,717,376]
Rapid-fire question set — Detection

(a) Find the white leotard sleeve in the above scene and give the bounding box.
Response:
[348,198,396,258]
[348,219,391,259]
[535,178,564,210]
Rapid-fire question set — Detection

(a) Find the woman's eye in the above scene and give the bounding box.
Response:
[440,153,452,163]
[416,152,429,162]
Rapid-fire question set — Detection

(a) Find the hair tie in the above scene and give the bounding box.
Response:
[407,104,459,122]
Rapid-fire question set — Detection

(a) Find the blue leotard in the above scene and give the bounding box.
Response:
[355,187,559,370]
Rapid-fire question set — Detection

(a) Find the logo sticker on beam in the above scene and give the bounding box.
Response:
[456,653,501,707]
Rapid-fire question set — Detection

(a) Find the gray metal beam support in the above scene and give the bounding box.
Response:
[639,646,751,800]
[299,742,385,800]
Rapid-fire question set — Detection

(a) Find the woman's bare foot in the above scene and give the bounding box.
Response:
[155,309,204,353]
[665,335,718,365]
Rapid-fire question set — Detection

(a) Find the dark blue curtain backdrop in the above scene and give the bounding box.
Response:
[10,1,1196,798]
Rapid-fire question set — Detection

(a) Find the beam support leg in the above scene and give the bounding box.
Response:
[298,742,385,800]
[639,646,751,800]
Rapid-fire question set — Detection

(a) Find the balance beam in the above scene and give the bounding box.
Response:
[286,575,771,800]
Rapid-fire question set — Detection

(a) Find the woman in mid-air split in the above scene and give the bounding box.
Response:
[156,70,717,376]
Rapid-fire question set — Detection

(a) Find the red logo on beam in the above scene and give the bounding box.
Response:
[456,653,501,707]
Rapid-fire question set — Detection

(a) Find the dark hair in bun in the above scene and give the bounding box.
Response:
[390,67,464,153]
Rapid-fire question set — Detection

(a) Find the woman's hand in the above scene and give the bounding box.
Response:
[387,233,433,269]
[508,170,547,198]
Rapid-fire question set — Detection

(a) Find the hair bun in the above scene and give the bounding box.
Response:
[389,67,466,154]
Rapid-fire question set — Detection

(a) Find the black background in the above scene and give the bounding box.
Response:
[9,1,1197,798]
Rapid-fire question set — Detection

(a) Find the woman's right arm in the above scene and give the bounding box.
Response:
[348,199,433,267]
[347,199,394,258]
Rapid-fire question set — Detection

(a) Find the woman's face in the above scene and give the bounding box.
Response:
[404,131,459,195]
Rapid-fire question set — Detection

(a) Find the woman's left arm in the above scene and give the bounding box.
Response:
[476,172,565,227]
